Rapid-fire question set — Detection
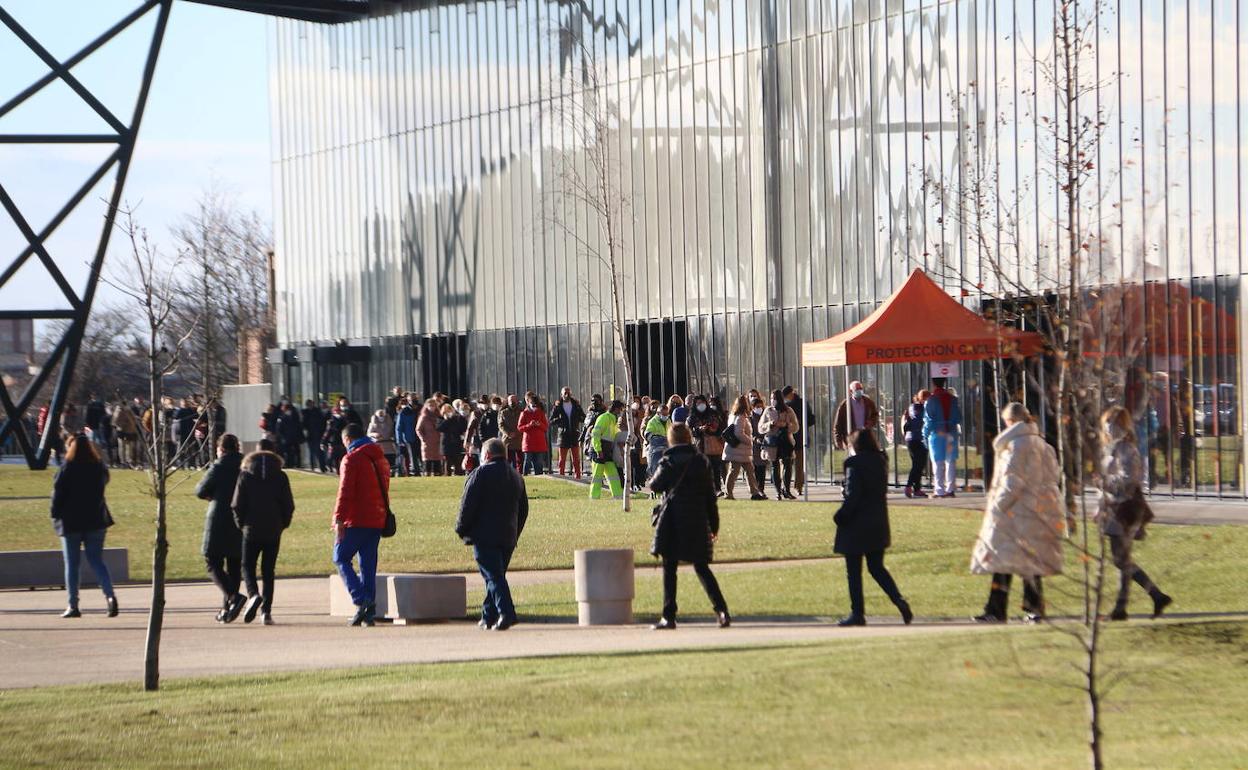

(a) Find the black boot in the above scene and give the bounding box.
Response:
[1151,591,1173,619]
[894,597,913,625]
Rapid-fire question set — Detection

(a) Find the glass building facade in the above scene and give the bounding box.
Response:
[268,0,1248,495]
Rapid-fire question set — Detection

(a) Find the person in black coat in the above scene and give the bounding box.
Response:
[50,435,118,618]
[302,400,328,472]
[455,438,529,630]
[647,423,729,630]
[833,430,912,627]
[196,433,246,622]
[231,441,295,625]
[548,387,587,477]
[276,402,303,469]
[437,403,468,476]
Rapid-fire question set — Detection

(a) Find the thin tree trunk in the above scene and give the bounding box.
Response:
[143,330,167,692]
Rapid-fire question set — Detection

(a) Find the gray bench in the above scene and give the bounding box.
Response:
[0,548,130,589]
[328,573,466,623]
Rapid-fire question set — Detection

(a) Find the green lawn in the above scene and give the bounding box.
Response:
[491,518,1248,622]
[0,621,1244,768]
[0,466,845,579]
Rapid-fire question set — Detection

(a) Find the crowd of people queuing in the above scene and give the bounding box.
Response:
[42,377,1174,630]
[18,392,227,471]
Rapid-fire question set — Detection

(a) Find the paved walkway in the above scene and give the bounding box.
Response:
[0,573,993,690]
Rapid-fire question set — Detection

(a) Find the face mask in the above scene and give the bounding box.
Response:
[696,404,707,412]
[492,404,501,411]
[753,407,763,416]
[852,390,863,400]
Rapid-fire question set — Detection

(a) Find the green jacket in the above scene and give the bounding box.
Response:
[591,411,619,454]
[644,414,669,446]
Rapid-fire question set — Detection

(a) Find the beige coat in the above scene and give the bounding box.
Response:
[970,420,1066,576]
[758,405,798,463]
[721,413,754,464]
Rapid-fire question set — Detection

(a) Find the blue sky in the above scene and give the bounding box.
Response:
[0,0,271,314]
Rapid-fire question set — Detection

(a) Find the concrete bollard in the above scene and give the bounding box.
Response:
[574,548,635,626]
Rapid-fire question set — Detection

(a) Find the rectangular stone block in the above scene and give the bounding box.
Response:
[327,573,390,617]
[0,548,129,589]
[385,574,467,621]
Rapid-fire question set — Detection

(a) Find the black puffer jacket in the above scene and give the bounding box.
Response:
[649,444,719,564]
[50,462,113,536]
[455,458,529,549]
[231,451,295,543]
[833,451,891,555]
[196,451,243,558]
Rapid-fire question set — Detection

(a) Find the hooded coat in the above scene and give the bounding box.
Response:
[196,450,243,558]
[649,444,719,564]
[416,406,444,462]
[970,421,1065,576]
[332,440,390,529]
[231,451,295,543]
[367,410,397,455]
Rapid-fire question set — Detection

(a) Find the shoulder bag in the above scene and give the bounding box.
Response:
[369,457,398,538]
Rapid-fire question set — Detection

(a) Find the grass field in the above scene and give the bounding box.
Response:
[0,465,860,579]
[0,621,1243,769]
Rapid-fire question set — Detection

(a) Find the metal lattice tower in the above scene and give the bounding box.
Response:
[0,0,370,469]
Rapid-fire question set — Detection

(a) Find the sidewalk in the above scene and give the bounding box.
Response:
[0,574,986,690]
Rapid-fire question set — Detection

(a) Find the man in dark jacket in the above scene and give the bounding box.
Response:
[231,439,295,625]
[196,434,246,622]
[548,387,587,478]
[302,400,328,472]
[455,438,529,630]
[276,401,303,469]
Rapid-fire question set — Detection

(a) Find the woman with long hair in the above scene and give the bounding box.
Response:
[50,435,118,618]
[723,395,766,500]
[1099,405,1173,620]
[759,389,799,500]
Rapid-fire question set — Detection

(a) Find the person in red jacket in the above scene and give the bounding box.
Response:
[331,423,390,627]
[517,392,550,475]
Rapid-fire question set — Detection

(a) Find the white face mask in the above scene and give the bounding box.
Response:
[752,407,763,416]
[696,404,707,412]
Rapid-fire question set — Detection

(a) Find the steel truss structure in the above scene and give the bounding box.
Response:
[0,0,370,469]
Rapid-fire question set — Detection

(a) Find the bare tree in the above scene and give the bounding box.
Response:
[921,3,1139,767]
[170,183,273,409]
[38,306,146,406]
[544,20,637,511]
[101,206,205,692]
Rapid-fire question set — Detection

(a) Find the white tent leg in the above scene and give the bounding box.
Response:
[801,365,808,501]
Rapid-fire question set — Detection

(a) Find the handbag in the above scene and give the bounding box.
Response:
[722,423,741,447]
[369,457,398,538]
[649,457,694,557]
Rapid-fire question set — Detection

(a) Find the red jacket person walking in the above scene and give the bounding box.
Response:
[332,423,390,626]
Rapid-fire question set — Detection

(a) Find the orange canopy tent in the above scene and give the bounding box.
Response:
[801,268,1045,367]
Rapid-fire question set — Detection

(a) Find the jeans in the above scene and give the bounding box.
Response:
[524,452,547,475]
[243,537,281,613]
[61,529,114,607]
[205,554,242,606]
[474,545,516,624]
[589,460,623,498]
[844,551,902,617]
[661,558,727,621]
[984,573,1044,619]
[906,441,928,490]
[333,527,382,606]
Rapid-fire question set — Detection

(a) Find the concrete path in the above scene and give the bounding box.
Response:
[0,574,1000,690]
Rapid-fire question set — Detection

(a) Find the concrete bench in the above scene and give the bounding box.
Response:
[574,548,634,625]
[328,573,466,623]
[0,548,129,589]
